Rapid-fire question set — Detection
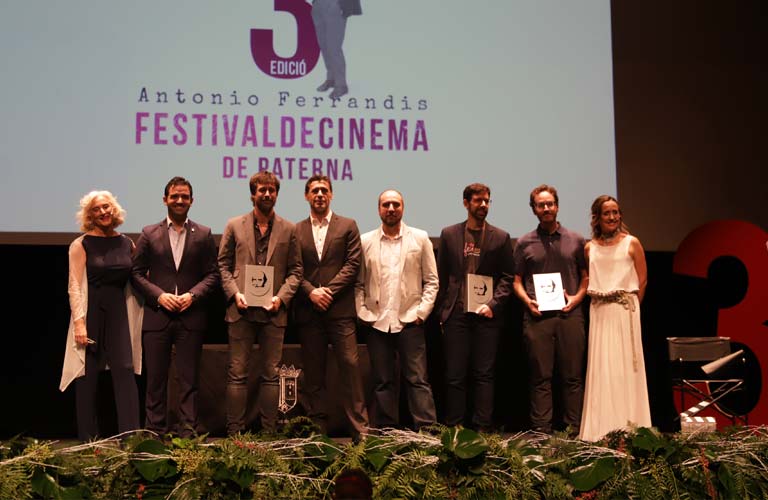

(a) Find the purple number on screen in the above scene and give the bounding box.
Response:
[250,0,320,79]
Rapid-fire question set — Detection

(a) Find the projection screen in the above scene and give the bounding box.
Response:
[0,1,616,242]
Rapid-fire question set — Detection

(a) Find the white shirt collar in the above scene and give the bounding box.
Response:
[311,209,333,226]
[166,216,189,229]
[378,223,403,241]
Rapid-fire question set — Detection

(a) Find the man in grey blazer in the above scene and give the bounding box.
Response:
[356,190,438,429]
[218,171,303,434]
[435,183,515,431]
[132,176,220,437]
[295,174,369,437]
[313,0,362,99]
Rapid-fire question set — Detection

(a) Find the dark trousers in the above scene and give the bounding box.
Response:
[226,319,284,434]
[76,300,140,441]
[299,316,369,436]
[367,324,436,428]
[442,308,500,429]
[143,320,203,436]
[522,310,585,433]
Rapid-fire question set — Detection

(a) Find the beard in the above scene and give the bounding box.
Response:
[471,207,487,221]
[382,214,401,227]
[256,198,275,214]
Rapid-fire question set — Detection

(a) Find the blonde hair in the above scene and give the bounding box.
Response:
[76,190,126,231]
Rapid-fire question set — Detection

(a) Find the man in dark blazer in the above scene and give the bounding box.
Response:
[218,171,303,434]
[132,176,220,437]
[295,174,369,437]
[435,182,515,431]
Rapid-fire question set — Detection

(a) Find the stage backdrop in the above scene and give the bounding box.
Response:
[0,0,615,241]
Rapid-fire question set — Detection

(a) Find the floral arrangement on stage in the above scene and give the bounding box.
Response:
[1,419,767,499]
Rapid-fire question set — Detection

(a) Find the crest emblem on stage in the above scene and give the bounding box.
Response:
[278,364,301,415]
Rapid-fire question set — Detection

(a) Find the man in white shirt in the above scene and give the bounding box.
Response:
[132,176,220,436]
[295,175,368,438]
[356,190,438,429]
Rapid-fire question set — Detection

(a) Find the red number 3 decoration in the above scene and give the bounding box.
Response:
[673,220,768,424]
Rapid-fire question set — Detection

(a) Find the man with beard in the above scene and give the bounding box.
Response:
[435,183,514,431]
[512,184,587,435]
[355,190,438,429]
[132,177,220,437]
[218,171,303,434]
[295,174,368,438]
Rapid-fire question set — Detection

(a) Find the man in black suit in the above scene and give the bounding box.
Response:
[435,183,514,431]
[132,176,220,436]
[295,174,369,437]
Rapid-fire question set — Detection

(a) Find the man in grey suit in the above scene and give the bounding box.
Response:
[218,171,303,434]
[313,0,362,99]
[356,190,438,429]
[132,176,220,437]
[295,174,369,437]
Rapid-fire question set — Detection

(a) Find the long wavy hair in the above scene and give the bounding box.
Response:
[76,190,126,232]
[590,195,629,240]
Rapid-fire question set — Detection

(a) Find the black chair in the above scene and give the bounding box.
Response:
[667,336,747,426]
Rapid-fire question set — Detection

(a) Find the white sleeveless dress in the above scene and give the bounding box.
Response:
[579,235,651,441]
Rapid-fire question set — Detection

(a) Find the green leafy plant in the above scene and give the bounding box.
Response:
[1,423,767,499]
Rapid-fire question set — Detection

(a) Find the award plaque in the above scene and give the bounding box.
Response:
[533,272,566,311]
[466,273,493,313]
[245,264,274,308]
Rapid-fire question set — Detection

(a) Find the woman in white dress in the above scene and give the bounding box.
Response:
[579,195,651,441]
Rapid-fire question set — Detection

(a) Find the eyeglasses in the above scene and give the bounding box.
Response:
[535,201,556,209]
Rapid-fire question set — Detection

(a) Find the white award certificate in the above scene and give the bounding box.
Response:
[533,272,566,311]
[466,273,493,313]
[245,265,274,308]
